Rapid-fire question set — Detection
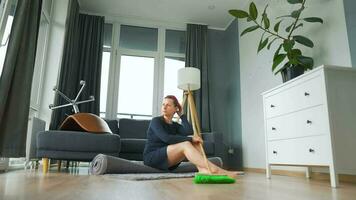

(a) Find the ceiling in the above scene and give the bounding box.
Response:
[78,0,248,30]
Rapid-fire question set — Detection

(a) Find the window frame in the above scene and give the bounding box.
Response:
[102,21,186,120]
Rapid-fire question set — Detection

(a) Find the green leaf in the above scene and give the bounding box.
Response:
[294,35,314,48]
[267,37,278,50]
[258,37,269,53]
[274,20,282,32]
[290,49,302,56]
[274,44,283,60]
[287,49,302,65]
[283,40,295,52]
[249,2,258,20]
[303,17,323,23]
[261,5,269,23]
[291,9,302,18]
[297,55,314,69]
[240,25,259,36]
[285,23,294,32]
[294,23,303,31]
[229,10,249,18]
[272,54,287,72]
[263,4,268,14]
[263,15,270,29]
[287,0,303,4]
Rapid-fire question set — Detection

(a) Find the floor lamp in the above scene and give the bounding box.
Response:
[177,67,212,173]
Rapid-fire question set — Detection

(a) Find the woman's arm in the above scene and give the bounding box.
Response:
[150,117,192,144]
[177,114,193,136]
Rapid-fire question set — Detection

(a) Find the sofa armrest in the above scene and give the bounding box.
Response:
[201,132,215,142]
[185,132,215,142]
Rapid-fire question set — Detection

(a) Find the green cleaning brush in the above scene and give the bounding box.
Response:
[193,173,236,184]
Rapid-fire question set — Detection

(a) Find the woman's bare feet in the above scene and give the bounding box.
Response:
[198,167,218,174]
[198,167,238,179]
[197,168,211,174]
[217,168,239,179]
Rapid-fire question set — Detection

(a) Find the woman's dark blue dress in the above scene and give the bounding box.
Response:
[143,115,193,171]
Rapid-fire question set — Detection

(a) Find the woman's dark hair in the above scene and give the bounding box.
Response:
[164,95,182,112]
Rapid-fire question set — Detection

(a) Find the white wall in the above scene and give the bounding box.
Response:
[39,0,69,128]
[240,0,352,169]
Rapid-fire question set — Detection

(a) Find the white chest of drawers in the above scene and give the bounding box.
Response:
[262,65,356,187]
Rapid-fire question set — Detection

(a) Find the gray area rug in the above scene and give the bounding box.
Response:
[90,154,244,181]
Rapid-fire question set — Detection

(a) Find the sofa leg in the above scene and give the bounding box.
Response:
[42,158,49,174]
[57,160,62,172]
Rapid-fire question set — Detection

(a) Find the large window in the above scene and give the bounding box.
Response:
[100,23,186,119]
[116,25,158,119]
[117,55,154,119]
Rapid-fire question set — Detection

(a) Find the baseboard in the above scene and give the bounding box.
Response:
[244,167,356,184]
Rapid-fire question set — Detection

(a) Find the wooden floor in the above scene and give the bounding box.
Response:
[0,167,356,200]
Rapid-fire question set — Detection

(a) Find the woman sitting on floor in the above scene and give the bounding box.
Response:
[143,95,238,178]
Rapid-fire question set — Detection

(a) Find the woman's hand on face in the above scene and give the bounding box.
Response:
[192,135,203,144]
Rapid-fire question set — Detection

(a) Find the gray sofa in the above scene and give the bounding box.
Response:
[36,117,215,163]
[107,118,216,161]
[37,130,121,162]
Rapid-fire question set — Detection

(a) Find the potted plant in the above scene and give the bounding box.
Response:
[229,0,323,82]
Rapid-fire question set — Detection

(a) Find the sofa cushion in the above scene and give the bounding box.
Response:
[37,130,121,153]
[104,119,119,135]
[120,139,146,153]
[118,118,150,139]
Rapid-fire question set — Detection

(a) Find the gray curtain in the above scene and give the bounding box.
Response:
[49,0,104,130]
[0,0,42,157]
[185,24,211,132]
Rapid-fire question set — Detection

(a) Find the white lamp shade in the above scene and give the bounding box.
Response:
[177,67,200,91]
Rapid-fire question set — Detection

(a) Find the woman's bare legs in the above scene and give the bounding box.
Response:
[167,141,238,178]
[190,142,238,177]
[167,141,211,174]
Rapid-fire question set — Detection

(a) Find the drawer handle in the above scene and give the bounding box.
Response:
[306,120,312,124]
[272,127,276,131]
[270,104,275,108]
[304,92,310,96]
[273,150,277,154]
[309,148,315,153]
